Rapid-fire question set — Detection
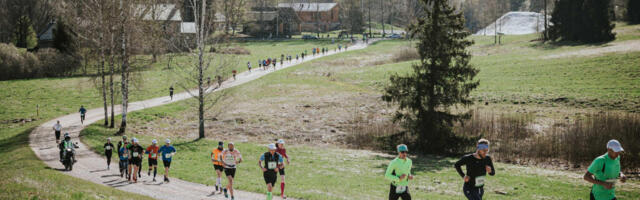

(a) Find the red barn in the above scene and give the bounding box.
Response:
[277,3,340,32]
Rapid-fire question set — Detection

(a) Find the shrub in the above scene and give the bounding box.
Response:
[0,43,81,80]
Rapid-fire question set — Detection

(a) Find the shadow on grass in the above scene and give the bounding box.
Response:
[373,154,456,173]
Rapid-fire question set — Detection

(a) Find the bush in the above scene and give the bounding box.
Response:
[392,47,419,63]
[0,43,81,80]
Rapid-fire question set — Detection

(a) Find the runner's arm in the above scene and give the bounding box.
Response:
[487,157,496,176]
[454,157,467,178]
[384,161,399,182]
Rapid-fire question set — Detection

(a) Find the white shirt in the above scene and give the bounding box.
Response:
[53,124,62,131]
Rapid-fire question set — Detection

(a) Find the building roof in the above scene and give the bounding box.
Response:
[136,4,182,21]
[38,22,55,41]
[277,3,338,12]
[246,11,278,21]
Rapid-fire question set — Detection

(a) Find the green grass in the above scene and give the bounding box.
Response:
[81,122,640,200]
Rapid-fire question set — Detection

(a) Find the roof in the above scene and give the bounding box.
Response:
[136,4,182,21]
[277,3,338,12]
[246,11,278,21]
[38,22,55,41]
[180,22,196,34]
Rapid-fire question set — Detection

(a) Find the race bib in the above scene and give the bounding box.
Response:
[132,152,139,157]
[165,153,172,159]
[224,155,235,164]
[475,176,486,187]
[105,146,112,150]
[151,153,157,159]
[395,185,407,194]
[123,154,128,158]
[267,162,277,170]
[605,179,618,186]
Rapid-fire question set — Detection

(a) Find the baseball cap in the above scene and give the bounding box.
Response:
[277,139,285,144]
[165,139,171,144]
[228,142,234,145]
[152,139,157,144]
[397,144,408,152]
[268,143,277,150]
[132,137,138,143]
[218,141,224,146]
[607,139,624,152]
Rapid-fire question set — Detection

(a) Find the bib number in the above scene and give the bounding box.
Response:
[267,162,277,170]
[224,155,235,164]
[132,152,139,157]
[151,153,157,159]
[395,185,407,194]
[105,146,111,150]
[165,153,172,159]
[475,176,486,187]
[605,179,618,186]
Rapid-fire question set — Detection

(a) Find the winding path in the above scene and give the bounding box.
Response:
[28,40,373,200]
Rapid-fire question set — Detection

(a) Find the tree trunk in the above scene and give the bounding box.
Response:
[117,1,129,135]
[109,53,115,128]
[197,0,206,139]
[100,46,108,127]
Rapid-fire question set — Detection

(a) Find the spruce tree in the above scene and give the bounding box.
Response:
[628,0,640,24]
[382,0,478,154]
[548,0,615,43]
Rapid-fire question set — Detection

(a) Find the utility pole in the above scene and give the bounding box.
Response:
[368,0,371,38]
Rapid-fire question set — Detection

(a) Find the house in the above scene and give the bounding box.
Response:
[243,7,301,37]
[37,22,56,49]
[277,3,340,32]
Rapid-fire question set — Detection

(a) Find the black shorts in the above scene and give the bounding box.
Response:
[148,158,157,166]
[224,168,236,178]
[214,164,224,171]
[55,131,61,140]
[278,167,285,175]
[263,171,277,185]
[163,160,171,168]
[132,158,142,166]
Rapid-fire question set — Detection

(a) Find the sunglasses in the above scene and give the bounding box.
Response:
[399,151,408,154]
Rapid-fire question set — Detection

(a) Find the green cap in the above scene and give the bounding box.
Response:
[397,144,408,152]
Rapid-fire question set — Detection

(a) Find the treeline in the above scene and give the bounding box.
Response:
[0,43,80,80]
[547,0,616,43]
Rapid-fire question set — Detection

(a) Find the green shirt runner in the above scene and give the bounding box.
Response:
[385,157,413,187]
[587,153,620,200]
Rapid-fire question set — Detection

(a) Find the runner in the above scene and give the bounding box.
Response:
[169,86,174,100]
[312,48,316,56]
[52,120,62,143]
[248,61,252,72]
[454,139,495,200]
[258,60,262,70]
[128,138,144,183]
[385,144,413,200]
[296,54,299,61]
[584,139,627,200]
[159,139,177,183]
[79,105,87,124]
[281,54,284,65]
[117,136,129,178]
[221,142,243,200]
[276,139,290,199]
[232,70,237,80]
[345,44,348,50]
[272,58,277,70]
[145,139,160,182]
[263,59,268,70]
[217,75,223,88]
[338,44,342,51]
[104,138,114,170]
[211,141,225,193]
[259,144,283,200]
[118,139,130,178]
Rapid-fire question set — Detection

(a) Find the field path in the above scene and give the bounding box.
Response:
[28,40,373,200]
[544,40,640,59]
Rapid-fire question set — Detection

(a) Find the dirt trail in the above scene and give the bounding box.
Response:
[28,40,373,200]
[543,40,640,59]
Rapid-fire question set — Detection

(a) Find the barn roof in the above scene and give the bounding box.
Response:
[277,3,338,12]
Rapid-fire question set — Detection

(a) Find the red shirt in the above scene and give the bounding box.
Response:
[146,145,160,159]
[276,148,287,159]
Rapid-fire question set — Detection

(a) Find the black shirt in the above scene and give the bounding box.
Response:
[128,144,144,160]
[454,154,496,187]
[104,142,114,154]
[262,152,282,172]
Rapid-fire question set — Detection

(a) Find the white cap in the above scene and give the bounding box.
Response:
[228,142,234,146]
[107,137,111,141]
[132,138,138,143]
[152,139,157,144]
[277,139,285,144]
[165,139,171,144]
[607,139,624,152]
[268,143,276,150]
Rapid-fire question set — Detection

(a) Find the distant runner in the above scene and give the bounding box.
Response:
[128,138,144,183]
[211,141,225,194]
[159,139,177,183]
[276,139,290,199]
[221,142,243,200]
[79,105,87,124]
[385,144,413,200]
[169,86,174,100]
[104,138,114,169]
[52,120,62,143]
[117,136,129,178]
[259,144,283,200]
[454,139,495,200]
[146,139,160,182]
[584,139,627,200]
[248,62,252,72]
[272,59,277,70]
[232,70,237,80]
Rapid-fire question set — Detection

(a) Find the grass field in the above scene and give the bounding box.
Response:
[81,122,640,200]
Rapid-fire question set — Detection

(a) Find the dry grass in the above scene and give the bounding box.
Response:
[391,46,420,63]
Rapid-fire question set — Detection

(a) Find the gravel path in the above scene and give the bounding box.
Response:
[28,40,372,200]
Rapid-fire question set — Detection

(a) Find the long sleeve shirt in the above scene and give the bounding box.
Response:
[384,157,412,186]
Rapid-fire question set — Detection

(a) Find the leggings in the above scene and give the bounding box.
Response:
[389,184,411,200]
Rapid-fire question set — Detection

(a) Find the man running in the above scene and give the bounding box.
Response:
[52,120,62,143]
[146,139,160,182]
[584,139,627,200]
[276,139,290,199]
[169,86,174,100]
[272,59,277,70]
[259,144,283,200]
[104,138,114,169]
[385,144,413,200]
[221,142,243,200]
[211,141,225,193]
[159,139,177,183]
[232,70,237,80]
[248,62,252,72]
[454,139,495,200]
[296,54,299,61]
[281,54,284,64]
[117,136,129,178]
[128,138,144,183]
[79,105,87,124]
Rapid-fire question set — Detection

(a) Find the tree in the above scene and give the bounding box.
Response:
[52,20,78,54]
[0,0,54,44]
[13,16,38,49]
[382,0,479,154]
[548,0,615,43]
[339,0,364,35]
[628,0,640,24]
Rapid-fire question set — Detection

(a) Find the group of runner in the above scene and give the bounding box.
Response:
[108,136,177,183]
[386,138,627,200]
[210,139,290,200]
